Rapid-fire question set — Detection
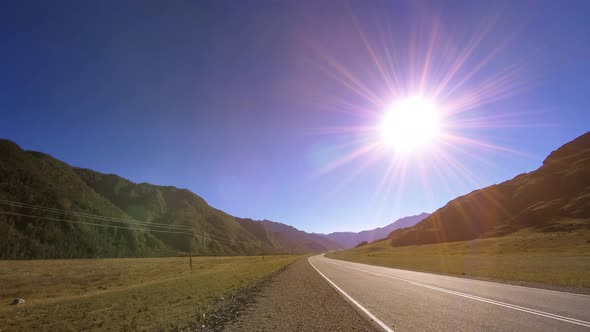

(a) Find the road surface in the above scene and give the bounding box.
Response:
[223,258,376,331]
[309,255,590,331]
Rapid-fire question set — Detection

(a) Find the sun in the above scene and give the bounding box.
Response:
[379,96,441,154]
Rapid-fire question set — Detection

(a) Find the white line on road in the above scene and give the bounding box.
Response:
[322,257,590,328]
[308,257,395,332]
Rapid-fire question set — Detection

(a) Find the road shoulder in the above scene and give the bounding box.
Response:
[222,257,378,331]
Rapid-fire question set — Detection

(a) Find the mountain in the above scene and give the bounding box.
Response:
[387,131,590,246]
[322,213,430,248]
[258,220,342,253]
[0,139,340,259]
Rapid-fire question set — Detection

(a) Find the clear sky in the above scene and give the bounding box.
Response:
[1,1,589,233]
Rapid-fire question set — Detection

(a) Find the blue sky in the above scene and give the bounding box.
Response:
[1,1,589,233]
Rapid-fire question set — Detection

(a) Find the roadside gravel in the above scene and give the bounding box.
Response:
[222,257,378,331]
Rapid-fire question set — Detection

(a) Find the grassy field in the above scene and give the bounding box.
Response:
[0,255,299,331]
[327,227,590,288]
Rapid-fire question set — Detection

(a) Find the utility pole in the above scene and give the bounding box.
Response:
[261,240,264,260]
[188,230,193,272]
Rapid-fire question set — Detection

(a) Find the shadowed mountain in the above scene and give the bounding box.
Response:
[259,220,342,253]
[0,139,341,258]
[322,213,430,248]
[387,131,590,246]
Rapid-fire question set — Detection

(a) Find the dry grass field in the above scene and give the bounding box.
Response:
[327,226,590,288]
[0,255,299,331]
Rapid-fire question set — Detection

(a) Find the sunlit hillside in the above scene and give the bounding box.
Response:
[386,131,590,246]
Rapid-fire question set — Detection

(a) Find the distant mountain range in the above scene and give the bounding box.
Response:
[7,131,584,260]
[321,213,430,248]
[386,131,590,246]
[0,139,341,259]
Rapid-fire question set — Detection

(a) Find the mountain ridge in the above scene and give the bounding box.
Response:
[385,131,590,246]
[0,138,341,258]
[321,213,430,248]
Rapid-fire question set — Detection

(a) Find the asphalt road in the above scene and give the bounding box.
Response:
[309,255,590,332]
[223,258,376,331]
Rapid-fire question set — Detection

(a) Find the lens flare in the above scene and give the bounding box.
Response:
[305,10,537,217]
[380,96,441,154]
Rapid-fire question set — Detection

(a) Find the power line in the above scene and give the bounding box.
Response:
[0,199,193,231]
[0,209,260,246]
[0,199,263,246]
[0,201,269,273]
[0,209,197,271]
[0,210,188,235]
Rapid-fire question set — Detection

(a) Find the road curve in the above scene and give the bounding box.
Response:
[309,255,590,332]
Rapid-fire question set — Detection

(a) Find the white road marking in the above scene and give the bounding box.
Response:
[308,257,395,332]
[321,257,590,328]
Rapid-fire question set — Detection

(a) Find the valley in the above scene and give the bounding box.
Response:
[0,255,299,331]
[327,225,590,290]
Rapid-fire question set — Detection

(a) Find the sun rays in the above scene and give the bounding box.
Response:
[308,11,535,210]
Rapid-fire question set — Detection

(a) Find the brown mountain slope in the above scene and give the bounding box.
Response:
[387,131,590,246]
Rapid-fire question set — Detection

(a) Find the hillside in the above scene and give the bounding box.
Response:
[384,131,590,246]
[327,132,590,288]
[322,213,429,248]
[0,139,340,258]
[259,220,342,252]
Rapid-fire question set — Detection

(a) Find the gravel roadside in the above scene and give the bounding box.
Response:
[222,257,379,332]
